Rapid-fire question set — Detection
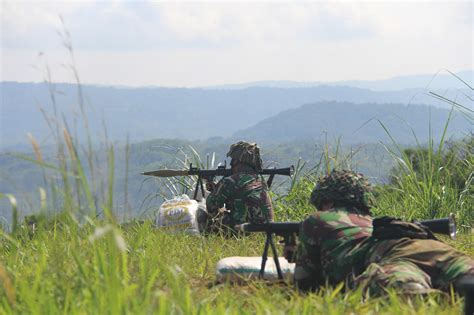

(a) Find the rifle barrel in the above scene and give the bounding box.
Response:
[418,213,456,239]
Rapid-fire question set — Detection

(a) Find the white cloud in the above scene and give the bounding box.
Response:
[1,0,472,86]
[2,0,92,33]
[154,2,376,44]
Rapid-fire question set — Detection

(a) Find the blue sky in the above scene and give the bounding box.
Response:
[1,0,473,87]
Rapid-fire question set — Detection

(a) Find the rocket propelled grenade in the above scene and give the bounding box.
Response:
[143,163,294,199]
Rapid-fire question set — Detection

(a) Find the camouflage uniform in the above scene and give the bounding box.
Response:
[294,207,374,290]
[355,237,474,294]
[295,170,474,294]
[199,141,274,234]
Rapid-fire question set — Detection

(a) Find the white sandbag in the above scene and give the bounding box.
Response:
[156,195,200,234]
[216,256,295,283]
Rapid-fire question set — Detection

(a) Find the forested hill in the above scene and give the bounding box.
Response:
[234,102,472,144]
[1,81,469,149]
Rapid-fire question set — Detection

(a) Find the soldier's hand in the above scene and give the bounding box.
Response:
[205,181,216,192]
[283,244,297,263]
[217,207,229,214]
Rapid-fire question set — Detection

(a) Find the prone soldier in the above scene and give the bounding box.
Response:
[294,169,474,295]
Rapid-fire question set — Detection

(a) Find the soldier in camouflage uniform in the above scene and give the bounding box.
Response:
[294,169,474,295]
[198,141,274,234]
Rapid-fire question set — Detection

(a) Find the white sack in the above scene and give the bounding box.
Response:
[216,256,295,283]
[156,195,200,234]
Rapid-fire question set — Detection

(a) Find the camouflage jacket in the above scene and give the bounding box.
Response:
[295,207,374,289]
[295,207,474,293]
[206,165,274,225]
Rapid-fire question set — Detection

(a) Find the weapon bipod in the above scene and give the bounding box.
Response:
[259,232,284,280]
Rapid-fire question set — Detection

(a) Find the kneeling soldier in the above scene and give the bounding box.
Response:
[198,141,274,234]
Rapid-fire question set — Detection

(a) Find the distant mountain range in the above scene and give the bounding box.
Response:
[1,73,472,149]
[233,101,472,144]
[206,70,473,91]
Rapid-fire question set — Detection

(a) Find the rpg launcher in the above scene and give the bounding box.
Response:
[142,163,294,200]
[235,214,457,280]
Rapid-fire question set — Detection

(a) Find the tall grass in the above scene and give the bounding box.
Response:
[373,103,473,227]
[2,131,472,313]
[0,219,468,314]
[3,90,471,313]
[5,26,119,227]
[0,26,472,313]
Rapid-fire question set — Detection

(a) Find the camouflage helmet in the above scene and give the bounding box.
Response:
[310,169,375,213]
[226,141,263,171]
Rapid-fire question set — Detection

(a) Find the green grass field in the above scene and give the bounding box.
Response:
[0,217,472,314]
[1,162,472,314]
[1,137,473,314]
[0,216,474,314]
[1,74,472,313]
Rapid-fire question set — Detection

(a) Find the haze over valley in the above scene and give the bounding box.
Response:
[1,70,472,225]
[2,70,472,150]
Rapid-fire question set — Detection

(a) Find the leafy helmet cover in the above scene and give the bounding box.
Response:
[226,141,263,171]
[310,169,375,213]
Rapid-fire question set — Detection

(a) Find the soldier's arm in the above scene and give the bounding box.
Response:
[294,216,325,291]
[206,177,235,215]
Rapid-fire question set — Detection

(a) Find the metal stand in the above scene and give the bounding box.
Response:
[259,232,284,280]
[193,176,206,200]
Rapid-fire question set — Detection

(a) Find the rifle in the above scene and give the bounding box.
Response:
[143,163,294,200]
[235,214,457,280]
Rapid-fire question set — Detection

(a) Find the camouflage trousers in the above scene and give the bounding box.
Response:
[353,238,474,295]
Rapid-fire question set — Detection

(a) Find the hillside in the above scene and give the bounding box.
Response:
[0,137,396,226]
[1,81,470,149]
[234,102,472,144]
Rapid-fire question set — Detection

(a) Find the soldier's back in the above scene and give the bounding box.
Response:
[298,207,374,284]
[226,169,273,224]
